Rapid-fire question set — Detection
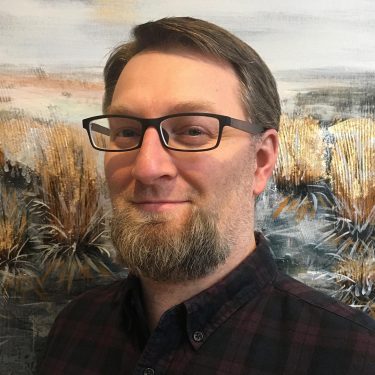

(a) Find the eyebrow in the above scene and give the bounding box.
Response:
[107,100,218,117]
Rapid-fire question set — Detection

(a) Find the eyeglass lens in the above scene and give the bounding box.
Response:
[89,115,220,151]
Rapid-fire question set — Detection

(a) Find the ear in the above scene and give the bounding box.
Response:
[253,129,279,196]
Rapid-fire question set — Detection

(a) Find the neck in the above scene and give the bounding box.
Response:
[140,233,257,331]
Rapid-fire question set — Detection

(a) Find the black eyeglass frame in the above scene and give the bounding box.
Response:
[82,112,265,152]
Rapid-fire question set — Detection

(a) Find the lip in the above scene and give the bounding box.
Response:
[132,200,190,212]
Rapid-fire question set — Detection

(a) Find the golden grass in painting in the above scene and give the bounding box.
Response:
[274,115,326,189]
[334,257,375,318]
[35,124,100,243]
[272,115,327,220]
[329,118,375,225]
[0,115,42,158]
[0,114,43,184]
[32,123,113,291]
[0,189,27,260]
[0,148,4,168]
[0,187,34,299]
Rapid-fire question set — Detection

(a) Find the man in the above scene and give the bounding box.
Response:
[40,17,375,374]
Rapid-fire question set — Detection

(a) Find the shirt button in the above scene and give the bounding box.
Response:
[193,331,204,342]
[143,368,155,375]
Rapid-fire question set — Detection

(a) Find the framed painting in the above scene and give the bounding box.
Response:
[0,1,374,373]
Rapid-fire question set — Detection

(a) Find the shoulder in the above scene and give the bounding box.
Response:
[51,279,127,327]
[273,272,375,334]
[65,279,125,307]
[39,279,131,373]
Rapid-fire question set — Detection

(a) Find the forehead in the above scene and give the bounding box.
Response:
[110,49,246,118]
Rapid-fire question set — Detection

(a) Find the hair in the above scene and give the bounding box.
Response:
[103,17,280,131]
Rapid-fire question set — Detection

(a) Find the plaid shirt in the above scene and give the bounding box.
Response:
[40,234,375,374]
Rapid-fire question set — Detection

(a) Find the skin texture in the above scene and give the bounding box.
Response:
[105,48,278,329]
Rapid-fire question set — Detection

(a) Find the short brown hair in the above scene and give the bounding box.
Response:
[103,17,280,131]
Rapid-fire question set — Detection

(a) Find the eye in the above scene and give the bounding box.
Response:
[117,128,139,137]
[170,124,214,147]
[108,117,142,140]
[161,115,219,149]
[184,126,205,136]
[112,127,141,138]
[171,122,212,137]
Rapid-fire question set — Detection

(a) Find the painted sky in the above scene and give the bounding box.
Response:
[1,0,374,72]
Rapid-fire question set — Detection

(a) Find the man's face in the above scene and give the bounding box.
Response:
[105,49,269,281]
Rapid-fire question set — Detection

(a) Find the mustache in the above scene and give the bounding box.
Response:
[130,181,196,201]
[117,190,195,205]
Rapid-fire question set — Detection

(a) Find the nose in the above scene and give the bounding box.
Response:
[131,127,177,185]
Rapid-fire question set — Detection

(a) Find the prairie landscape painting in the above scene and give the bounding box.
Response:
[0,1,374,373]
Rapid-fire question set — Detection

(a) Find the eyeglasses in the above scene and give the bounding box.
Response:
[82,113,264,152]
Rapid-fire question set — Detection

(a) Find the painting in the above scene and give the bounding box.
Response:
[0,1,374,373]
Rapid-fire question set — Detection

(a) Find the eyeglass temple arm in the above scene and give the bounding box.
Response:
[90,122,111,136]
[229,118,264,134]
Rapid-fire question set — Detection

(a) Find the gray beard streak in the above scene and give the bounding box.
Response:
[110,206,230,282]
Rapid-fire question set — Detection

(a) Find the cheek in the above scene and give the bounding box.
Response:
[185,150,246,191]
[218,152,255,205]
[104,153,134,196]
[177,156,219,197]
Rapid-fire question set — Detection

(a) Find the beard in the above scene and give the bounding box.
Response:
[110,204,230,282]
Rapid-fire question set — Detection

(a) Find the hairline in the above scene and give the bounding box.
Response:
[106,46,250,121]
[103,17,280,132]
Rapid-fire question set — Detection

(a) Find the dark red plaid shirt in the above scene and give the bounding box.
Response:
[40,235,375,374]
